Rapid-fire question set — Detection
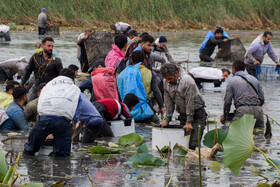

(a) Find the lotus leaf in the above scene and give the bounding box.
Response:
[118,133,145,146]
[160,146,171,153]
[265,116,272,138]
[90,145,121,154]
[173,143,188,155]
[137,144,148,153]
[0,150,8,182]
[250,165,262,176]
[223,114,256,175]
[127,153,166,166]
[203,129,228,148]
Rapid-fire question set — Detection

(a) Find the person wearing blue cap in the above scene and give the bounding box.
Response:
[153,35,176,64]
[38,8,48,35]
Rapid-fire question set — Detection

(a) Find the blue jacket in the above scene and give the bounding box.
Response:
[0,101,30,131]
[40,93,103,126]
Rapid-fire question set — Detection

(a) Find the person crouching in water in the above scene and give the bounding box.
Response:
[23,68,103,157]
[82,93,140,143]
[159,63,207,150]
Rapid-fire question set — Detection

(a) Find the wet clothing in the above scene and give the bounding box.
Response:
[0,101,30,131]
[105,44,125,70]
[139,65,163,108]
[153,43,176,64]
[24,117,72,156]
[0,58,27,81]
[163,71,206,150]
[164,72,205,123]
[24,98,39,123]
[77,34,89,72]
[82,102,116,143]
[38,12,47,35]
[245,40,278,77]
[0,67,8,82]
[199,36,225,62]
[0,92,13,109]
[95,99,130,120]
[21,52,62,101]
[91,67,119,101]
[150,52,166,68]
[24,93,103,156]
[223,71,264,128]
[115,22,132,36]
[178,108,207,150]
[231,106,264,128]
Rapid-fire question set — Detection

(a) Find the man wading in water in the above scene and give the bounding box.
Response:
[159,63,207,150]
[20,37,63,102]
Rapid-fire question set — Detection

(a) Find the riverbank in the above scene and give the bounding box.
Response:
[1,0,280,31]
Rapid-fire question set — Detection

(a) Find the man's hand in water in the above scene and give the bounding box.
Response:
[223,38,229,42]
[158,108,164,118]
[254,60,260,65]
[220,115,225,125]
[183,122,193,132]
[160,121,169,128]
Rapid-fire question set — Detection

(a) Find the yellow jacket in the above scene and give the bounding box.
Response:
[0,92,13,109]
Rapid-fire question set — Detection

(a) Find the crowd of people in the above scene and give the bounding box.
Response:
[0,18,276,157]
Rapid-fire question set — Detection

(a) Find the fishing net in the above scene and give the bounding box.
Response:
[84,31,113,67]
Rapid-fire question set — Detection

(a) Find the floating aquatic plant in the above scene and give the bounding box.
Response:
[223,114,280,176]
[126,144,166,166]
[203,128,228,148]
[90,145,121,154]
[118,133,146,147]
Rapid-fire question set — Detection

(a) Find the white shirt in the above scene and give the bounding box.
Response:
[115,22,130,32]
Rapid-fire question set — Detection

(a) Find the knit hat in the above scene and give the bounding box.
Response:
[12,87,27,100]
[128,29,139,36]
[42,8,47,12]
[159,36,167,43]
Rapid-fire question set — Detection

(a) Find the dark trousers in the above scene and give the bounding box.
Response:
[245,64,257,78]
[24,117,72,157]
[0,67,8,82]
[123,26,132,37]
[199,54,214,62]
[178,108,207,150]
[38,27,46,35]
[79,78,95,102]
[82,102,114,143]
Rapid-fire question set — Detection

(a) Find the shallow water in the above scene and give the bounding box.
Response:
[1,30,280,186]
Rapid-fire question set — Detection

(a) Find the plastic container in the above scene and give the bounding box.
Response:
[202,82,227,91]
[152,126,189,150]
[108,118,135,137]
[258,65,280,81]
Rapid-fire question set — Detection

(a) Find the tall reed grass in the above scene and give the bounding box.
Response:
[1,0,280,30]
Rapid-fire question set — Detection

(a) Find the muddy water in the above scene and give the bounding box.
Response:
[1,30,280,186]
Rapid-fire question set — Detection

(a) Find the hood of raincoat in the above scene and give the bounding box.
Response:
[105,44,125,70]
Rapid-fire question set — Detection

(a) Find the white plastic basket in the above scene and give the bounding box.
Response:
[152,126,189,150]
[108,118,135,137]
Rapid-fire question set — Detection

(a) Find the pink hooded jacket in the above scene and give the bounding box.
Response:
[105,44,125,70]
[91,67,119,101]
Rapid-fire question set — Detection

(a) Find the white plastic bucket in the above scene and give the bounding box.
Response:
[108,118,135,137]
[152,126,189,150]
